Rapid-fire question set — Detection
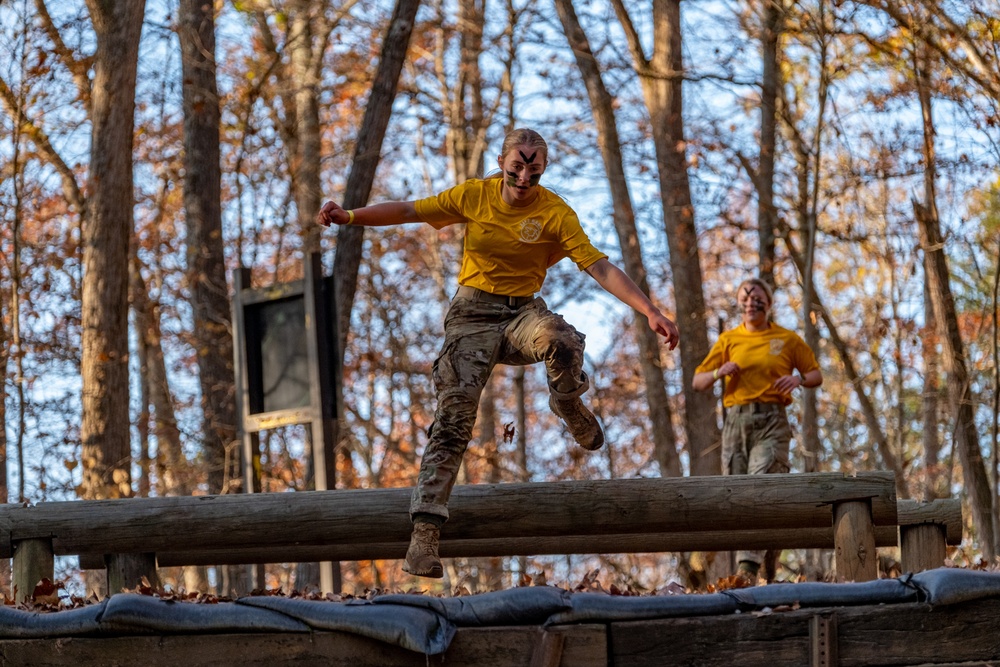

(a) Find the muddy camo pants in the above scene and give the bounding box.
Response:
[409,292,589,522]
[722,402,792,566]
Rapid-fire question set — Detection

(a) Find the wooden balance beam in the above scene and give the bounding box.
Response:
[2,472,911,595]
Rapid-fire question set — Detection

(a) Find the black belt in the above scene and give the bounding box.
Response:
[730,402,785,413]
[455,285,534,308]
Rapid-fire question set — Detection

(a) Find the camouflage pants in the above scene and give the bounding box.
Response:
[410,293,588,521]
[722,403,792,565]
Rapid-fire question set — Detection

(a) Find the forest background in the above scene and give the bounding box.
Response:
[1,0,999,598]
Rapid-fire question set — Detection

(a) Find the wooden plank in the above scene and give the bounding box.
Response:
[610,599,1000,666]
[84,497,962,569]
[0,472,896,559]
[610,609,814,666]
[834,599,1000,666]
[0,632,427,667]
[0,600,996,666]
[101,526,899,569]
[0,625,607,667]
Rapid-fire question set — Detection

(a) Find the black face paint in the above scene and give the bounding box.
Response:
[506,171,519,187]
[528,174,541,186]
[519,150,537,164]
[741,287,767,313]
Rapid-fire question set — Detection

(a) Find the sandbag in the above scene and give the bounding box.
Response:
[99,594,310,634]
[237,596,455,655]
[908,568,1000,606]
[373,586,572,626]
[0,600,106,638]
[723,578,919,611]
[547,591,738,624]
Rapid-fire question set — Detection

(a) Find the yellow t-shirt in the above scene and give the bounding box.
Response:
[414,178,607,296]
[696,323,820,407]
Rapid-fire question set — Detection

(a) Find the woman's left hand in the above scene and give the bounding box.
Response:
[773,374,802,395]
[650,313,680,350]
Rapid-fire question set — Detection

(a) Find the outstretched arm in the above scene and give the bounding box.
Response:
[585,258,679,350]
[316,200,419,227]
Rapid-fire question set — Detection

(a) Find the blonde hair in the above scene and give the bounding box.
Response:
[486,128,550,180]
[500,128,548,161]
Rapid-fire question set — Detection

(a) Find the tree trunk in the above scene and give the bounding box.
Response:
[446,0,489,183]
[513,367,529,483]
[648,0,717,476]
[80,0,146,501]
[289,0,326,255]
[921,266,943,499]
[912,44,943,502]
[757,0,781,287]
[914,204,997,561]
[913,42,995,560]
[333,0,421,382]
[179,0,238,497]
[782,231,908,498]
[610,0,718,476]
[554,0,680,477]
[129,252,189,497]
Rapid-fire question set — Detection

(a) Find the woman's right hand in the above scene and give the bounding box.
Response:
[717,361,740,379]
[317,201,348,227]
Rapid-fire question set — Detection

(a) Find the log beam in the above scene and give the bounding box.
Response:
[1,472,896,558]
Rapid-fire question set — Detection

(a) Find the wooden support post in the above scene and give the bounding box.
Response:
[12,538,54,603]
[833,500,877,581]
[530,629,566,667]
[105,553,160,595]
[900,523,947,573]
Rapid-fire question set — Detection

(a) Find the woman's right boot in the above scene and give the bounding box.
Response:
[402,521,443,578]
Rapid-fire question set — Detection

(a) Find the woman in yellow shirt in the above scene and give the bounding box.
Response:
[318,128,679,578]
[693,278,822,579]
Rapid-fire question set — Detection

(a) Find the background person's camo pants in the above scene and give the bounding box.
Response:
[410,293,589,521]
[722,402,792,566]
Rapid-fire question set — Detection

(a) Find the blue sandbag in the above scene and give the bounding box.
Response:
[98,593,310,634]
[237,596,455,655]
[723,579,919,611]
[547,591,738,625]
[0,600,106,638]
[908,568,1000,606]
[373,586,572,626]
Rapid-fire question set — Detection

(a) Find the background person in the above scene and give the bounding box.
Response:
[319,127,680,578]
[692,277,823,580]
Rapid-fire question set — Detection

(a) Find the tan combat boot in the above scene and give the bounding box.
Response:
[402,521,443,578]
[549,393,605,451]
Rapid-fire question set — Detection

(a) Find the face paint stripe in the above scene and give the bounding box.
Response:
[519,150,537,164]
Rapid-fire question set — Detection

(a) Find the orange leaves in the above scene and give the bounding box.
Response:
[31,578,64,606]
[708,572,758,593]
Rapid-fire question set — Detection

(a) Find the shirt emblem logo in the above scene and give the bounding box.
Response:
[519,218,543,243]
[769,339,785,356]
